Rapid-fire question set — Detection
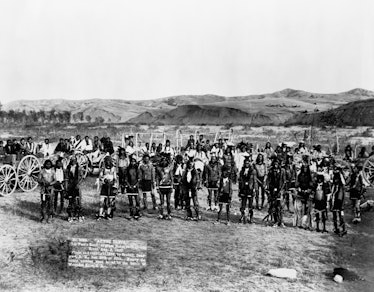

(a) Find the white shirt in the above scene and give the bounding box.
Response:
[187,170,192,183]
[40,143,53,157]
[186,149,196,159]
[126,145,135,156]
[83,139,93,151]
[194,151,208,164]
[55,168,64,182]
[174,164,184,176]
[163,146,175,157]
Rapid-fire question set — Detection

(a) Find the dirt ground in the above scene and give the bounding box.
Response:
[0,177,373,292]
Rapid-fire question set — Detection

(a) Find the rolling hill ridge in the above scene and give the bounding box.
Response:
[3,88,374,125]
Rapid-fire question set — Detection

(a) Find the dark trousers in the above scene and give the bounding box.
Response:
[128,195,140,217]
[67,187,82,218]
[100,196,116,217]
[333,210,346,232]
[159,188,172,215]
[118,167,126,194]
[174,184,183,209]
[41,193,53,220]
[53,188,64,214]
[185,188,199,218]
[218,203,230,221]
[270,197,283,225]
[207,187,218,207]
[257,176,266,207]
[351,199,361,219]
[315,209,327,230]
[240,195,254,219]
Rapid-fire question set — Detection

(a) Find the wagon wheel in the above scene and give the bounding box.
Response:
[17,155,41,192]
[74,152,89,179]
[363,156,374,187]
[0,165,18,196]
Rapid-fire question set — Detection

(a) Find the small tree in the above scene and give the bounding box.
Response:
[85,115,92,123]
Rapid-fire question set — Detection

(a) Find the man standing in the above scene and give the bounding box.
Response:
[182,160,200,220]
[203,155,222,211]
[139,154,157,210]
[349,164,365,224]
[238,159,258,223]
[267,159,286,227]
[331,166,347,236]
[156,158,173,220]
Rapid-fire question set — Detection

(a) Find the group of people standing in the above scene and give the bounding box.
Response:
[38,157,83,223]
[33,134,367,238]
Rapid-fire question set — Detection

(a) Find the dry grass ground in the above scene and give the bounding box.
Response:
[0,177,373,292]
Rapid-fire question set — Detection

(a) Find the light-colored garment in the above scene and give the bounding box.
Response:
[40,143,53,157]
[40,168,56,184]
[174,164,183,176]
[187,171,192,183]
[237,152,250,171]
[73,139,84,150]
[55,168,64,182]
[101,167,116,182]
[26,142,36,154]
[194,151,208,164]
[125,145,135,156]
[118,158,129,168]
[83,139,93,151]
[186,149,196,158]
[163,146,175,157]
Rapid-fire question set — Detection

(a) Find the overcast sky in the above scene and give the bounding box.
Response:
[0,0,373,103]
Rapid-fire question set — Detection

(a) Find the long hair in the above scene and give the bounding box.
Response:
[255,153,264,164]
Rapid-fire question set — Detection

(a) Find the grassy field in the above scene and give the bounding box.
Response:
[1,176,373,292]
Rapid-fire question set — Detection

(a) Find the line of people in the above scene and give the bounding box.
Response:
[35,136,367,238]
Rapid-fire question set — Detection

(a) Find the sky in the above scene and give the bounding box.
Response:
[0,0,373,104]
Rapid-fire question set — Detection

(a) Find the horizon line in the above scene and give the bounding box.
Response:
[2,87,373,104]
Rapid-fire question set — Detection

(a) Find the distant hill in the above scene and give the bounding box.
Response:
[3,88,374,125]
[285,98,374,127]
[3,99,173,123]
[127,104,277,125]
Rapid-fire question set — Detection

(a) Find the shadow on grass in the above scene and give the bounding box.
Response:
[0,199,41,222]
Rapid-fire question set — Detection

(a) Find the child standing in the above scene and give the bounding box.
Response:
[173,155,184,210]
[125,157,141,220]
[314,174,330,232]
[216,166,233,225]
[117,148,129,194]
[54,158,66,215]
